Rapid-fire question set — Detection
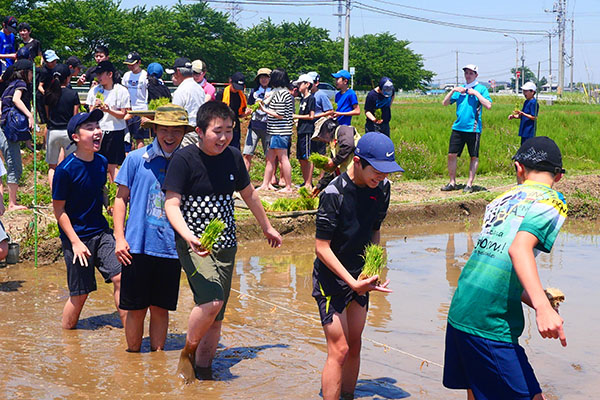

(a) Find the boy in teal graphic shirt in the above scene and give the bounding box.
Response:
[443,136,568,400]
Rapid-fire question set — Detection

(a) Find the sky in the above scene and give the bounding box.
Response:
[126,0,600,86]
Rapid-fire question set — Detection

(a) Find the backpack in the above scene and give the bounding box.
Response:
[1,80,31,142]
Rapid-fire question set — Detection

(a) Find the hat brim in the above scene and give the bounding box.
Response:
[123,60,139,65]
[165,68,175,75]
[141,120,195,133]
[232,82,244,91]
[364,158,404,174]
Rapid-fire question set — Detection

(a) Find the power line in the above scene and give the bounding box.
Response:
[353,2,551,36]
[369,0,553,24]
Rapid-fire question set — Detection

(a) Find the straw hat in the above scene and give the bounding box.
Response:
[141,104,195,133]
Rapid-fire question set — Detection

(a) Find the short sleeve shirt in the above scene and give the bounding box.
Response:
[85,84,131,131]
[519,98,538,138]
[162,145,250,249]
[334,89,358,126]
[52,153,109,240]
[115,143,178,258]
[47,87,80,130]
[448,180,568,343]
[297,93,315,136]
[450,83,492,133]
[172,78,205,127]
[121,70,148,111]
[314,90,333,115]
[20,39,41,60]
[313,173,391,295]
[266,89,294,136]
[0,31,15,71]
[364,89,392,124]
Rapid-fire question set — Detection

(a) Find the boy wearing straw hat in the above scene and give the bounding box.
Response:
[113,104,193,352]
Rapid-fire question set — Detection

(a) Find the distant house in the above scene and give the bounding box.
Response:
[541,83,559,92]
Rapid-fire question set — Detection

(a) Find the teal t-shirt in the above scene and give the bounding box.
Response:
[448,180,568,343]
[450,83,492,133]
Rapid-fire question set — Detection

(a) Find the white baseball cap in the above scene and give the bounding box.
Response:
[462,64,478,73]
[522,81,537,92]
[293,73,314,85]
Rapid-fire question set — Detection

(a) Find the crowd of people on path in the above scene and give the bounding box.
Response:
[0,14,569,400]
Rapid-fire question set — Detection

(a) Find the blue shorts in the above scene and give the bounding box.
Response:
[443,323,541,400]
[269,134,291,150]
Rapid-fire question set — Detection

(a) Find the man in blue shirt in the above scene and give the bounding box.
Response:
[0,16,18,73]
[332,69,360,126]
[441,64,492,193]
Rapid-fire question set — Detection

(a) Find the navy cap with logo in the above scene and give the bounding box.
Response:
[512,136,565,174]
[165,57,192,74]
[123,52,141,65]
[379,77,394,97]
[3,16,17,33]
[67,109,104,140]
[231,71,245,91]
[355,132,404,173]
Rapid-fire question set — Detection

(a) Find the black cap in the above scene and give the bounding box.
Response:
[231,71,245,91]
[67,109,104,140]
[165,57,192,74]
[13,59,33,71]
[3,16,17,33]
[512,136,565,174]
[52,64,71,81]
[94,60,115,75]
[66,56,82,68]
[17,22,31,32]
[16,47,30,60]
[123,52,141,65]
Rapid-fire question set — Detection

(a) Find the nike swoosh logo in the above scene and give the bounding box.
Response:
[386,152,394,157]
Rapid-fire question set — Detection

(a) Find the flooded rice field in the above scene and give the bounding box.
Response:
[0,221,598,399]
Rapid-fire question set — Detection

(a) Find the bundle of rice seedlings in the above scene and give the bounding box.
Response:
[374,109,382,120]
[148,97,170,110]
[298,186,311,199]
[96,91,105,104]
[545,287,565,310]
[200,218,226,252]
[248,101,262,113]
[358,243,386,285]
[34,55,42,67]
[309,153,330,169]
[513,100,521,114]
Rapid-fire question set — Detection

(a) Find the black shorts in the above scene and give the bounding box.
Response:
[127,116,150,141]
[448,129,481,158]
[311,140,326,155]
[119,253,182,311]
[365,120,390,137]
[61,230,122,296]
[312,276,369,326]
[296,133,311,160]
[100,129,126,165]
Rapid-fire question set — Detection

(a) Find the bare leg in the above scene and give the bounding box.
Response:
[111,273,127,329]
[299,159,313,190]
[278,151,293,192]
[466,157,479,187]
[177,300,223,383]
[125,308,148,352]
[243,154,253,171]
[7,183,26,211]
[447,153,458,186]
[149,306,169,351]
[195,320,222,368]
[321,310,350,400]
[257,150,277,191]
[48,164,57,191]
[340,301,368,396]
[62,294,88,329]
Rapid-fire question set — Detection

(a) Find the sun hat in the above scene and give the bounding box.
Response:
[141,104,195,133]
[191,60,206,74]
[512,136,565,174]
[355,132,404,173]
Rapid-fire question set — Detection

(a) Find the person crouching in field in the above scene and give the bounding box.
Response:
[443,136,567,399]
[509,81,539,146]
[313,132,403,400]
[52,110,126,329]
[113,105,193,352]
[163,101,282,383]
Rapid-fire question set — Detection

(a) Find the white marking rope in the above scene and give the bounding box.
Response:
[231,288,443,369]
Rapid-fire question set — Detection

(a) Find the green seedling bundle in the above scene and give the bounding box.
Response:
[148,97,170,110]
[248,101,262,113]
[309,153,330,170]
[200,218,226,252]
[262,187,318,212]
[96,91,105,104]
[358,243,386,285]
[374,109,382,120]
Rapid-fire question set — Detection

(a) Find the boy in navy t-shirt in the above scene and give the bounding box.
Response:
[332,69,360,126]
[509,81,538,145]
[52,110,126,329]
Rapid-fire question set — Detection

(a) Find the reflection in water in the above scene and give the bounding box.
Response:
[438,233,474,318]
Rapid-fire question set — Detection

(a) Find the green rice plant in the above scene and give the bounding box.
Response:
[298,186,311,199]
[95,91,105,104]
[332,102,337,111]
[248,101,262,113]
[309,153,330,169]
[374,108,382,120]
[148,97,170,110]
[33,55,42,67]
[200,218,226,251]
[359,243,386,284]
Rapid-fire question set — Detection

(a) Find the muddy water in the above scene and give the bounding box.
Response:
[0,222,598,399]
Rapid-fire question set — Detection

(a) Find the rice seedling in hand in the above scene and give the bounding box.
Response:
[148,97,170,110]
[359,243,386,285]
[374,109,382,120]
[200,218,226,252]
[96,91,105,105]
[309,153,330,170]
[248,101,262,113]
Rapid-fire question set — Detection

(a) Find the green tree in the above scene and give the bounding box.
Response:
[510,66,546,91]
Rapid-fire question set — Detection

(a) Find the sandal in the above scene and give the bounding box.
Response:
[441,183,457,192]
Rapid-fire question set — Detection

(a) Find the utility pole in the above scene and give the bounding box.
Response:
[570,18,574,91]
[521,42,525,88]
[227,1,242,24]
[548,32,552,92]
[558,0,566,94]
[455,50,459,86]
[342,0,350,70]
[334,0,343,39]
